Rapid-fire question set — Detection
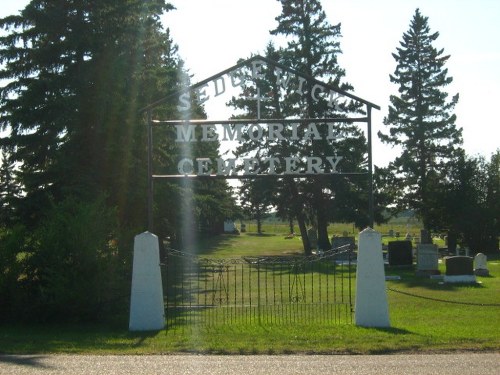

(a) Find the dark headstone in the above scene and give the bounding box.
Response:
[445,256,474,276]
[447,231,457,254]
[331,236,355,252]
[308,227,318,249]
[420,229,432,244]
[388,240,413,266]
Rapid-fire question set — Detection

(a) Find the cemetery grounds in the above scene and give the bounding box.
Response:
[0,221,499,354]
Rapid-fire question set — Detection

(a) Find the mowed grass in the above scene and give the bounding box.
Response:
[0,232,499,354]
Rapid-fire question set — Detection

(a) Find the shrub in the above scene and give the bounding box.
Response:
[0,197,130,323]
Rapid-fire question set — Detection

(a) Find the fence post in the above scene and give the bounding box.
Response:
[129,232,165,331]
[355,228,390,327]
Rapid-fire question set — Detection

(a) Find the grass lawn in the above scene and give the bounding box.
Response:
[0,232,499,354]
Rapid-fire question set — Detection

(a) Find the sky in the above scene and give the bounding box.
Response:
[2,0,499,167]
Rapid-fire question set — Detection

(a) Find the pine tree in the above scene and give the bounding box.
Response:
[379,9,463,232]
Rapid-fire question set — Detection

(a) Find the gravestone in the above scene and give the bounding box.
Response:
[447,231,457,255]
[331,236,355,251]
[416,243,440,277]
[474,253,489,276]
[444,256,476,283]
[420,229,432,244]
[387,240,413,266]
[331,236,355,261]
[388,229,394,237]
[308,227,318,250]
[224,220,237,233]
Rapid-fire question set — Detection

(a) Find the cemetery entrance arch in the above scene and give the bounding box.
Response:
[141,55,380,327]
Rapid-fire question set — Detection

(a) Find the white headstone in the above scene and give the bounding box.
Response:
[355,228,390,328]
[129,232,165,331]
[474,253,489,276]
[416,243,439,275]
[474,253,488,269]
[224,220,237,233]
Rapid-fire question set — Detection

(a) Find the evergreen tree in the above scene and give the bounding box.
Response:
[379,9,462,232]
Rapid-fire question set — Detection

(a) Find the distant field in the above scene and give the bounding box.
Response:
[237,219,447,248]
[240,219,422,237]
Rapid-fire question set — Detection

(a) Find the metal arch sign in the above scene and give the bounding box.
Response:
[142,55,380,226]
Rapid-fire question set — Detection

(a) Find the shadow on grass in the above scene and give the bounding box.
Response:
[128,330,163,347]
[385,265,486,291]
[245,233,278,237]
[0,322,165,354]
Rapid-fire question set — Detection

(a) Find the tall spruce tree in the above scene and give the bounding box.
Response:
[379,9,462,232]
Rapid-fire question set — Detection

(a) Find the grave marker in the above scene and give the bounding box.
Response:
[388,240,413,266]
[416,243,440,277]
[444,256,476,283]
[474,253,489,276]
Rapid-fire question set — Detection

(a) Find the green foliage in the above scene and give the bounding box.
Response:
[0,197,129,322]
[0,146,21,226]
[432,151,500,253]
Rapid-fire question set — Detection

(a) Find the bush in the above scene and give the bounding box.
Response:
[0,197,130,323]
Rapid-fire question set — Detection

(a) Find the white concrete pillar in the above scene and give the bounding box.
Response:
[129,232,165,331]
[355,228,390,327]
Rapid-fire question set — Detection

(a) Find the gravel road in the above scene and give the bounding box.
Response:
[0,353,499,375]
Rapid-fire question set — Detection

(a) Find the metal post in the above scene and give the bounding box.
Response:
[147,110,154,232]
[367,105,374,228]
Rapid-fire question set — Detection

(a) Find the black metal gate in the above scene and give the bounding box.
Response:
[163,245,354,328]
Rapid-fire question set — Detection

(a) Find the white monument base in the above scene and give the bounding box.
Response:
[443,275,477,283]
[129,232,165,331]
[355,228,390,328]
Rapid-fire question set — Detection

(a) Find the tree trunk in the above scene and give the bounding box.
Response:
[256,208,262,234]
[287,179,311,255]
[297,212,311,255]
[316,210,330,250]
[314,183,331,250]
